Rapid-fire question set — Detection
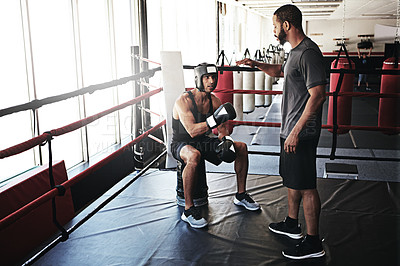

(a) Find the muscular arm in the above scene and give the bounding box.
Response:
[236,58,284,77]
[173,95,209,138]
[284,84,326,153]
[368,47,372,57]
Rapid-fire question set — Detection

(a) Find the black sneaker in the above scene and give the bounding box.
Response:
[181,206,208,228]
[268,217,302,239]
[282,235,325,259]
[234,192,260,211]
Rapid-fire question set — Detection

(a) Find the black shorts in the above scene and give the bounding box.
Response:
[279,137,319,190]
[171,137,222,166]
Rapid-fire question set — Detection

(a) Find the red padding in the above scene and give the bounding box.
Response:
[0,160,75,265]
[378,57,400,134]
[0,120,166,232]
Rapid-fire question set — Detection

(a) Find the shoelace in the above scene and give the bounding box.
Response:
[187,207,202,220]
[243,193,255,203]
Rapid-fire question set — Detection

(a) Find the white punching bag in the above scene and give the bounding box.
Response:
[265,74,273,107]
[255,71,265,107]
[271,52,277,83]
[279,49,285,64]
[243,71,255,113]
[233,71,243,121]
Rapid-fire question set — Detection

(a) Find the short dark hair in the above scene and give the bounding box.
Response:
[274,4,302,30]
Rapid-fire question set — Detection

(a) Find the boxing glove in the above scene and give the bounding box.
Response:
[206,102,237,129]
[215,136,236,163]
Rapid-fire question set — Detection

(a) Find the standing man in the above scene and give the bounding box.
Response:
[237,4,326,259]
[171,63,260,229]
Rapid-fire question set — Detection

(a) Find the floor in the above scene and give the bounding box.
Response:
[31,170,400,266]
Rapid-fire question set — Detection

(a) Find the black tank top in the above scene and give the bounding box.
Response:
[172,90,213,142]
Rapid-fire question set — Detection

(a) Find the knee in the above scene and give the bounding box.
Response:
[185,150,202,167]
[301,189,319,199]
[234,141,248,157]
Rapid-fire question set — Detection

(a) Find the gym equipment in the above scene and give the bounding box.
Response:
[328,57,355,134]
[176,160,208,207]
[255,71,265,107]
[378,57,400,134]
[215,136,236,163]
[194,63,218,92]
[357,34,374,49]
[233,71,243,121]
[243,71,255,113]
[206,102,236,129]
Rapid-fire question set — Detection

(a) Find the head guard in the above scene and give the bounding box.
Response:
[194,63,218,92]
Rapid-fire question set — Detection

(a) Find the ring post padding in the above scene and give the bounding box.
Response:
[160,51,185,169]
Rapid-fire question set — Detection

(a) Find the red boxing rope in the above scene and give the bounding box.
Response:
[212,87,400,99]
[0,119,166,231]
[0,88,162,159]
[229,121,281,127]
[2,88,395,159]
[229,120,400,132]
[135,56,162,66]
[213,88,283,95]
[50,88,162,137]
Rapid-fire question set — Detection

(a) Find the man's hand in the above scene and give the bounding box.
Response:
[216,136,236,163]
[206,102,236,129]
[236,58,258,68]
[284,132,299,154]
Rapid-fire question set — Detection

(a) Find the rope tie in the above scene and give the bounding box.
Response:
[44,131,69,242]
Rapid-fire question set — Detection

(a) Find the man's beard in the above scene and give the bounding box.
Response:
[277,26,287,45]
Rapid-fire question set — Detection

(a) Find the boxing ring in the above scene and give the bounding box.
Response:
[0,54,399,265]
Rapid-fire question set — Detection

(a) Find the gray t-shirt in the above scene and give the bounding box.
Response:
[280,37,326,140]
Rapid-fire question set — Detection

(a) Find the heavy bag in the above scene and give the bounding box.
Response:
[213,66,234,134]
[327,58,355,134]
[233,71,243,121]
[378,57,400,134]
[243,71,255,113]
[279,48,285,64]
[255,71,265,107]
[214,66,233,105]
[357,41,373,49]
[265,74,273,107]
[176,160,208,207]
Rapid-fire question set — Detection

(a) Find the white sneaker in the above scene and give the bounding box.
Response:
[181,206,208,228]
[233,192,260,211]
